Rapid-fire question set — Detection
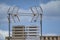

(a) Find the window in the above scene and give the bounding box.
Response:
[56,37,58,40]
[44,37,46,40]
[52,37,54,40]
[48,37,50,40]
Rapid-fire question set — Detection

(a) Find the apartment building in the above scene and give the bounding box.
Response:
[5,36,60,40]
[25,26,39,40]
[12,26,25,40]
[5,26,60,40]
[5,26,39,40]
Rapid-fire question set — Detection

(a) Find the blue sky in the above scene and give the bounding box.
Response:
[0,0,52,9]
[0,0,60,40]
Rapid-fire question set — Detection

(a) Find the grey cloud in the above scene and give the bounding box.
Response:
[0,1,60,24]
[40,1,60,16]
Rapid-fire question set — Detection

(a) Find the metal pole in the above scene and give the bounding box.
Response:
[40,14,42,40]
[8,13,10,40]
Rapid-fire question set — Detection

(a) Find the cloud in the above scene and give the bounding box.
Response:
[2,1,60,23]
[0,3,11,14]
[41,1,60,16]
[0,30,12,40]
[40,1,60,20]
[42,33,58,36]
[0,4,10,23]
[0,1,60,40]
[0,3,32,24]
[0,0,60,23]
[0,30,8,40]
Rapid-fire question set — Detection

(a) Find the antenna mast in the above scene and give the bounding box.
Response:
[7,6,20,40]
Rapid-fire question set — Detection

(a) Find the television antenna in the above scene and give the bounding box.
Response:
[7,6,20,40]
[30,6,43,40]
[7,5,43,40]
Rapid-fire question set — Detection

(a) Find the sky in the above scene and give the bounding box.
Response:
[0,0,60,40]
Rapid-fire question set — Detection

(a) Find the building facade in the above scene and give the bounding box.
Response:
[5,36,60,40]
[12,26,25,40]
[40,36,60,40]
[25,26,39,40]
[5,26,39,40]
[5,26,60,40]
